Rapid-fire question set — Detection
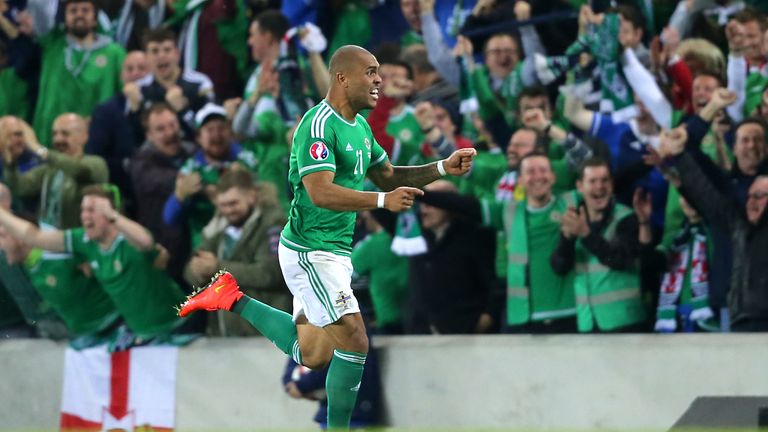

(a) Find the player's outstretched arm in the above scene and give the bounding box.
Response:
[368,148,476,191]
[0,206,65,252]
[303,170,422,212]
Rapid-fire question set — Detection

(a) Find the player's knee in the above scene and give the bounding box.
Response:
[340,326,369,354]
[301,350,333,369]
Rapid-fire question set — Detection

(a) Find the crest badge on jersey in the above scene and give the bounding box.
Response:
[364,138,371,150]
[309,141,329,161]
[399,129,413,142]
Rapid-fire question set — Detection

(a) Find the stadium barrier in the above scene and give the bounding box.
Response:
[1,334,766,431]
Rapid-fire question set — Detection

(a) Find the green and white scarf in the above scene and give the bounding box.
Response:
[390,208,427,256]
[655,225,714,332]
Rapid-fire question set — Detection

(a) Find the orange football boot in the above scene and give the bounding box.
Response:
[177,270,244,317]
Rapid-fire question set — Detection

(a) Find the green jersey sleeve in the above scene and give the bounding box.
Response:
[64,228,87,258]
[294,126,337,178]
[369,137,388,168]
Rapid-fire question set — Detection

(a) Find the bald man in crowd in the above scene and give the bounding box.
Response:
[5,113,108,229]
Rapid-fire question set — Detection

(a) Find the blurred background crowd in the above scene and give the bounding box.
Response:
[1,0,768,355]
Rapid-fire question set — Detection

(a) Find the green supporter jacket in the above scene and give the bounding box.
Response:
[459,149,508,201]
[0,67,31,120]
[567,203,646,332]
[491,155,576,279]
[351,230,409,328]
[5,152,108,229]
[184,203,290,336]
[470,63,524,127]
[33,30,125,146]
[482,194,577,325]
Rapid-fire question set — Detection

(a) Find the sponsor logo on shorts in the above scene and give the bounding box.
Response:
[309,141,329,161]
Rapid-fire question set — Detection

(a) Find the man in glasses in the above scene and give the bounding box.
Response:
[658,126,768,332]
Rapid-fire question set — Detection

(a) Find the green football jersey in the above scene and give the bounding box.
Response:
[280,101,388,256]
[24,249,119,336]
[525,206,575,317]
[385,105,425,166]
[64,228,186,338]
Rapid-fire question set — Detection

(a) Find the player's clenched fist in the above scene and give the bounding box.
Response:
[384,187,424,212]
[443,148,477,176]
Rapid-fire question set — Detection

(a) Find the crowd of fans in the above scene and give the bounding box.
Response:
[1,0,768,357]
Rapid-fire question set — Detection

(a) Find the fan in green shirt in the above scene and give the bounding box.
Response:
[0,222,120,345]
[26,0,125,146]
[422,153,578,331]
[0,184,187,341]
[351,211,408,333]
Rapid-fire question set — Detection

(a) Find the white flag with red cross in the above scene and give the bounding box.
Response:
[59,345,178,431]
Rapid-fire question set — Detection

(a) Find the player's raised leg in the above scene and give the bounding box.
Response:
[178,270,305,365]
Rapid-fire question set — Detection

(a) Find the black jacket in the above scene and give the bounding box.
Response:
[129,141,195,281]
[86,93,145,213]
[405,221,496,334]
[676,153,768,329]
[550,201,641,275]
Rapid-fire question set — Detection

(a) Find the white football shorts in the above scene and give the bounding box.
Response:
[278,243,360,327]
